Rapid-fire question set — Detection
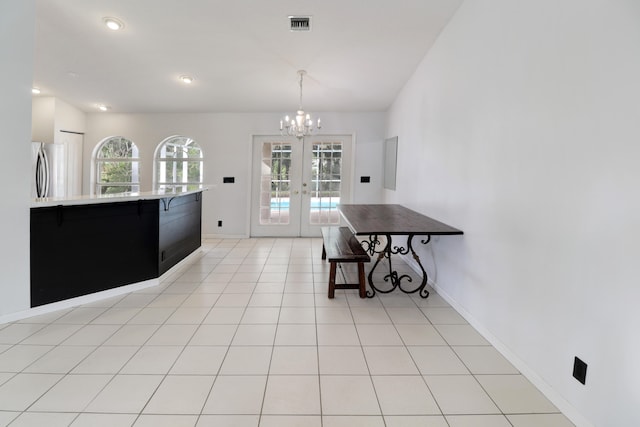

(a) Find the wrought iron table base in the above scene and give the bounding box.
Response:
[362,234,431,298]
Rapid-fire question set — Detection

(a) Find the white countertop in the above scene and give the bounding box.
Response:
[31,186,210,208]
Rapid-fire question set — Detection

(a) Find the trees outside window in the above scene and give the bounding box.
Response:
[94,136,140,195]
[154,136,203,192]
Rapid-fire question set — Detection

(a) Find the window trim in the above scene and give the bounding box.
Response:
[92,136,141,196]
[153,135,204,192]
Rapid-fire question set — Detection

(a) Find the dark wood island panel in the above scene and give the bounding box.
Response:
[30,192,202,308]
[158,193,202,275]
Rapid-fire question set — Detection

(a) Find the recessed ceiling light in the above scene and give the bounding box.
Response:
[97,104,110,112]
[103,17,124,31]
[32,87,41,95]
[179,75,194,84]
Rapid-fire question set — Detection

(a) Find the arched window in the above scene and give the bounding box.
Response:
[154,136,203,192]
[94,136,140,195]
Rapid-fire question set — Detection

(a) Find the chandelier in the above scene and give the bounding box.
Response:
[280,70,321,139]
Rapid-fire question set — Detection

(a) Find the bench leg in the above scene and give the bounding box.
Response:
[357,262,366,298]
[328,262,337,299]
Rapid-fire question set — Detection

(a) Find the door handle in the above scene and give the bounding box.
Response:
[293,190,299,195]
[302,183,307,187]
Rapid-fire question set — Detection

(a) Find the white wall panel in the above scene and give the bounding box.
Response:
[31,97,55,143]
[386,1,640,425]
[0,0,35,317]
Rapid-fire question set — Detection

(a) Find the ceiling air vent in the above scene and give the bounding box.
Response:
[289,16,311,31]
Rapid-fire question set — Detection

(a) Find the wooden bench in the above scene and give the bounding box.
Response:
[321,226,371,298]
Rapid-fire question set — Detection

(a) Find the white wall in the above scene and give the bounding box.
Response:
[0,0,34,317]
[84,112,385,236]
[32,96,86,142]
[31,96,55,143]
[54,97,86,137]
[386,0,640,426]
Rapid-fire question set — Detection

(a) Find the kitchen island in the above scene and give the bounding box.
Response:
[30,188,205,307]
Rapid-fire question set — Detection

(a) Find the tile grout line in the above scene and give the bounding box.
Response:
[313,239,325,427]
[16,296,141,421]
[255,238,286,425]
[0,237,574,426]
[131,238,230,425]
[345,280,388,426]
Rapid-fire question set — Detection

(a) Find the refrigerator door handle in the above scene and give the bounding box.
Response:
[35,143,50,198]
[35,152,42,197]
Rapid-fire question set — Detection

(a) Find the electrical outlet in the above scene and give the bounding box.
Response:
[218,220,222,227]
[573,357,587,384]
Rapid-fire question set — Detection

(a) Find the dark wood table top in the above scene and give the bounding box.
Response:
[338,204,463,236]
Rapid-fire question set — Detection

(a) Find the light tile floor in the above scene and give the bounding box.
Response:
[0,238,575,427]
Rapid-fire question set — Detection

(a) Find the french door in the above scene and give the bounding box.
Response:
[251,135,353,237]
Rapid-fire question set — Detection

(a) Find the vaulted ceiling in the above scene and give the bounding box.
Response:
[34,0,462,113]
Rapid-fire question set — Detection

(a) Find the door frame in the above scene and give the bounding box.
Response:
[249,133,356,237]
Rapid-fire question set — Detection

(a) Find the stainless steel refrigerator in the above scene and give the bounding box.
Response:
[32,142,66,198]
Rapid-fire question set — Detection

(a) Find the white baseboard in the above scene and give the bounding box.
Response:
[1,247,205,325]
[159,247,205,278]
[0,278,158,324]
[203,233,249,239]
[428,278,593,427]
[392,250,591,426]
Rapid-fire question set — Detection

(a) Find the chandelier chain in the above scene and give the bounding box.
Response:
[298,71,304,110]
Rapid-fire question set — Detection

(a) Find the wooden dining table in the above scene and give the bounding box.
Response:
[337,204,463,298]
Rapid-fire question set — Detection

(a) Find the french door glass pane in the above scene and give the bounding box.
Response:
[260,143,291,225]
[310,142,341,225]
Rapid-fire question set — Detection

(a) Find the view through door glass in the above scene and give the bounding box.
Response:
[251,135,352,237]
[305,142,342,226]
[260,142,293,226]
